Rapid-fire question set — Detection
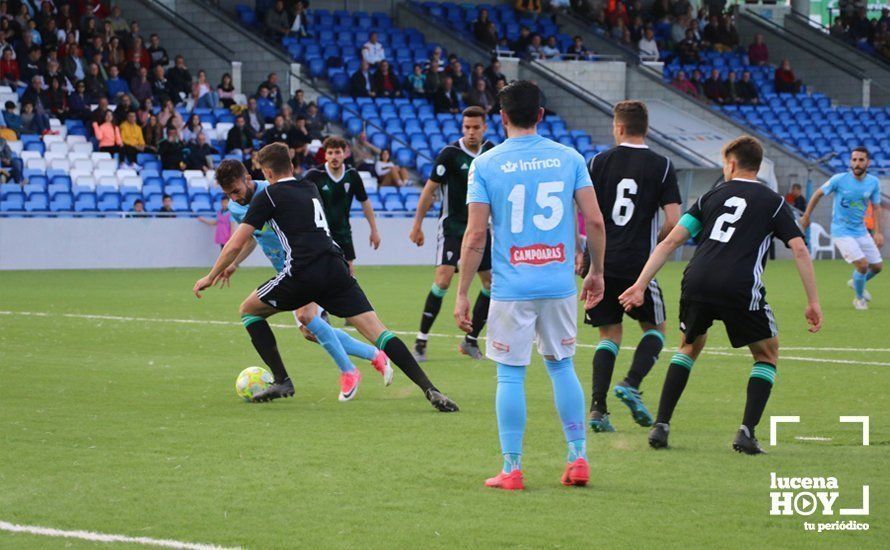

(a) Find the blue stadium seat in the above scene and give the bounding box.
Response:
[74,194,98,212]
[50,193,73,211]
[98,193,122,212]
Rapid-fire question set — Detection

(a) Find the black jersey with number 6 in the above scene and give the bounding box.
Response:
[680,179,803,310]
[588,144,681,279]
[241,177,342,274]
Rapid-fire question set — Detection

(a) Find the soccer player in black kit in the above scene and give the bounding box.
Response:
[619,136,822,453]
[193,143,458,412]
[582,101,681,433]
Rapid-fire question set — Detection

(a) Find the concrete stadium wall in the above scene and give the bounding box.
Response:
[0,217,442,270]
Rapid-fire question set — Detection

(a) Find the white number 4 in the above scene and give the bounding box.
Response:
[313,198,330,235]
[709,196,747,243]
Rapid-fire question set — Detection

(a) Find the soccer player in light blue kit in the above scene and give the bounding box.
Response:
[454,81,607,490]
[212,160,393,400]
[801,147,883,310]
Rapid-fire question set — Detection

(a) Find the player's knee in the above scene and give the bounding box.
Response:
[870,264,882,274]
[854,260,869,273]
[296,310,315,325]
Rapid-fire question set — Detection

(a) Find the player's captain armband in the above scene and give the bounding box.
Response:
[678,213,702,238]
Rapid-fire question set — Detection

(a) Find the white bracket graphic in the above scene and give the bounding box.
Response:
[840,485,870,515]
[770,416,800,446]
[839,416,869,446]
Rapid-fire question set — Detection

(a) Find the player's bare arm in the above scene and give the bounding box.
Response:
[216,238,257,287]
[619,223,691,311]
[361,199,381,249]
[575,186,606,309]
[799,187,825,228]
[454,202,490,333]
[873,203,883,247]
[409,179,440,246]
[788,236,823,332]
[658,203,681,242]
[193,224,254,298]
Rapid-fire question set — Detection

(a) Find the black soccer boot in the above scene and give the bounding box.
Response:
[732,426,766,455]
[426,388,459,412]
[648,422,670,449]
[250,378,295,402]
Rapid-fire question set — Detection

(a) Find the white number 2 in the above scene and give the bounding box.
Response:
[709,196,747,243]
[313,198,330,235]
[507,181,565,233]
[611,178,637,226]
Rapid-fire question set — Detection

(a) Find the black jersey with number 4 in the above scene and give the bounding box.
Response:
[241,177,342,274]
[681,179,803,310]
[588,144,681,279]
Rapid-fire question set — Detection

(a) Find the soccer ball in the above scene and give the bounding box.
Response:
[235,366,273,401]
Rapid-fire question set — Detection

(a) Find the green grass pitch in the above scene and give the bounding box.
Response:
[0,260,887,548]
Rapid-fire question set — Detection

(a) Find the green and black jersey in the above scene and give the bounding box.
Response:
[304,164,368,246]
[429,138,494,237]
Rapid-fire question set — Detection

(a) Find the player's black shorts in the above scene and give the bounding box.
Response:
[333,236,356,261]
[679,299,778,348]
[256,254,373,318]
[585,277,666,327]
[437,232,492,271]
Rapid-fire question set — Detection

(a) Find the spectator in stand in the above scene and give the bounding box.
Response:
[373,60,402,98]
[362,31,386,67]
[747,33,768,66]
[433,75,460,114]
[192,69,218,109]
[92,97,110,125]
[289,1,310,38]
[723,70,740,104]
[466,77,494,114]
[166,55,192,104]
[513,26,533,55]
[147,34,168,67]
[45,77,68,119]
[349,58,375,97]
[375,149,409,187]
[143,113,163,152]
[19,45,41,85]
[129,36,150,70]
[470,63,486,87]
[541,35,561,59]
[182,113,203,143]
[21,75,46,112]
[638,27,659,61]
[129,199,147,216]
[105,64,130,103]
[671,14,688,44]
[186,131,217,172]
[158,194,175,217]
[478,20,499,50]
[150,64,170,104]
[158,126,186,170]
[218,73,236,108]
[3,101,20,135]
[158,98,184,132]
[526,34,545,59]
[671,70,698,97]
[264,114,290,146]
[774,59,802,94]
[265,0,291,40]
[423,58,441,95]
[255,85,277,121]
[106,6,129,35]
[198,196,233,247]
[473,9,493,44]
[107,36,126,68]
[484,58,506,90]
[716,15,739,52]
[226,114,254,158]
[287,88,308,117]
[130,65,152,104]
[0,47,19,87]
[446,59,468,96]
[406,63,425,97]
[62,44,86,85]
[567,35,591,59]
[516,0,542,18]
[244,97,265,139]
[259,72,283,109]
[428,46,445,70]
[120,110,145,165]
[92,109,122,155]
[702,14,720,50]
[290,115,311,160]
[68,81,92,122]
[703,68,726,104]
[785,183,806,212]
[677,29,701,64]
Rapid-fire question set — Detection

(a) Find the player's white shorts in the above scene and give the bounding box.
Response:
[293,304,326,328]
[834,234,882,264]
[485,295,577,366]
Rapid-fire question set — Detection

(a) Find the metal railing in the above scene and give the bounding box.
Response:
[786,9,890,71]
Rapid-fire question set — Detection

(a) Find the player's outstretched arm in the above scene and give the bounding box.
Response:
[619,223,690,311]
[409,179,440,246]
[799,188,825,229]
[575,186,606,309]
[454,202,490,333]
[216,238,257,287]
[361,199,381,249]
[193,224,254,298]
[658,203,681,242]
[789,236,823,332]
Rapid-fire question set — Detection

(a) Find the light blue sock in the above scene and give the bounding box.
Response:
[305,316,356,373]
[544,357,587,462]
[333,328,378,361]
[496,363,526,472]
[866,268,879,281]
[853,270,867,299]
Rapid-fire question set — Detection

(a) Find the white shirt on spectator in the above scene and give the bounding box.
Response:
[362,41,386,65]
[638,38,659,61]
[375,160,393,176]
[541,45,561,59]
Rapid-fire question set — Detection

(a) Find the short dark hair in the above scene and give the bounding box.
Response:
[162,194,172,200]
[4,101,13,109]
[215,159,248,187]
[133,199,144,206]
[498,80,541,129]
[462,105,487,120]
[722,136,763,172]
[852,146,870,159]
[255,142,293,175]
[791,183,802,190]
[613,100,648,137]
[324,136,348,151]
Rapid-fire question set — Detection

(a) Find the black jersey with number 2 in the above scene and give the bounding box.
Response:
[589,145,681,279]
[680,179,803,310]
[241,177,342,274]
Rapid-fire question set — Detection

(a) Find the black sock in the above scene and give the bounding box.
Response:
[624,330,664,389]
[377,330,435,394]
[655,353,695,424]
[591,339,619,413]
[419,285,446,336]
[742,362,777,436]
[243,316,290,383]
[466,290,491,342]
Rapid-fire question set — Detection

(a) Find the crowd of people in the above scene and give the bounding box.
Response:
[470,7,597,61]
[830,6,890,61]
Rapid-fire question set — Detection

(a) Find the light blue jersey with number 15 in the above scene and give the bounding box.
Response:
[467,134,592,301]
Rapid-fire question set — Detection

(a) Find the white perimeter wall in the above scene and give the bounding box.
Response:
[0,217,443,270]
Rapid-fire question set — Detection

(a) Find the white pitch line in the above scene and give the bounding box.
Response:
[795,436,833,442]
[2,310,890,366]
[0,520,238,550]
